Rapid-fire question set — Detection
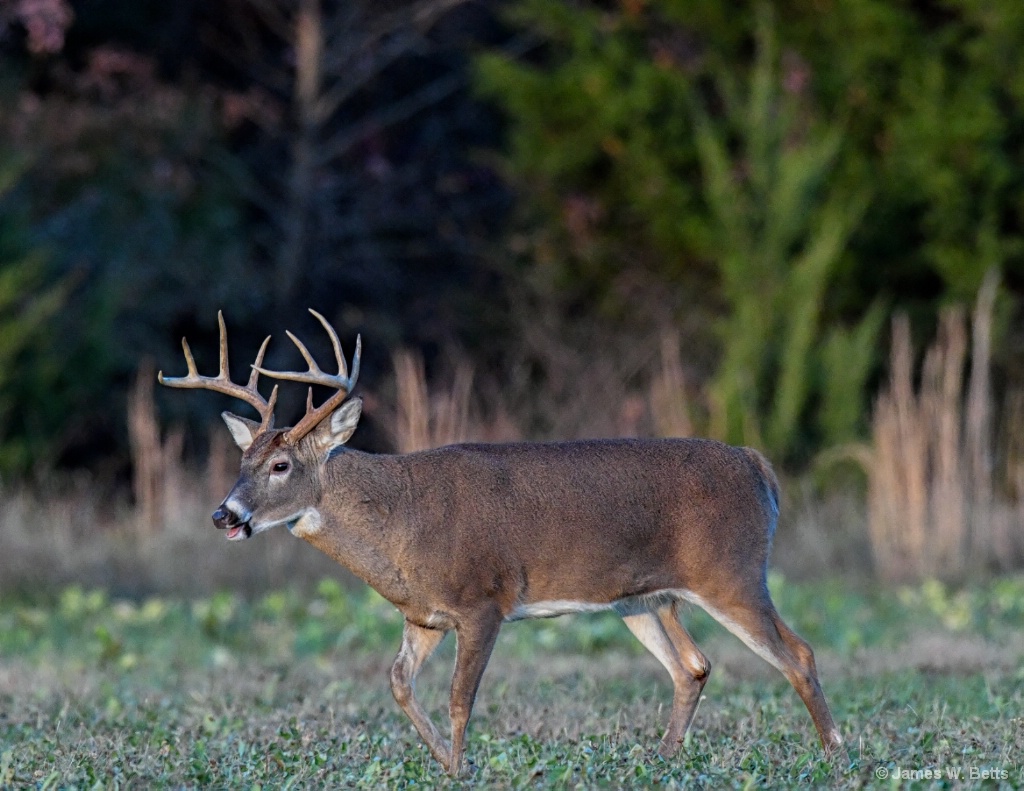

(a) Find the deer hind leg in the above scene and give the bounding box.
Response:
[622,601,711,757]
[391,620,451,768]
[695,591,845,760]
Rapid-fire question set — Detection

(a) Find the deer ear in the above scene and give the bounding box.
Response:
[312,397,362,457]
[222,411,259,451]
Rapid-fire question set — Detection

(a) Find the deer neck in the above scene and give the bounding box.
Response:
[293,449,413,606]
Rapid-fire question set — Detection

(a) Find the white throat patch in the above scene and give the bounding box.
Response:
[289,507,323,538]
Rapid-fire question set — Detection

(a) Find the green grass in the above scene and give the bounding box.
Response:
[2,577,1023,788]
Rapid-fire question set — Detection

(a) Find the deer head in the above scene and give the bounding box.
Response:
[158,310,361,540]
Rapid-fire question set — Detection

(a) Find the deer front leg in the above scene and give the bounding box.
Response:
[390,620,451,767]
[446,609,502,776]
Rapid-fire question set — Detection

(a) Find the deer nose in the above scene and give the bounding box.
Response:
[212,507,238,530]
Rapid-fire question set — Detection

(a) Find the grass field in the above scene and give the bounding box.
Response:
[2,575,1023,788]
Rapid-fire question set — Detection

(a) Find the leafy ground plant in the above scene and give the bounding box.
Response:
[1,577,1023,788]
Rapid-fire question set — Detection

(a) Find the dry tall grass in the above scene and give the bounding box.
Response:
[127,365,185,532]
[0,369,343,596]
[866,270,1022,581]
[127,366,240,534]
[390,350,480,453]
[0,476,347,596]
[0,332,716,595]
[386,330,699,453]
[8,305,1020,596]
[647,330,696,438]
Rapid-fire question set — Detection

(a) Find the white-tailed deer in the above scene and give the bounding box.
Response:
[159,310,845,775]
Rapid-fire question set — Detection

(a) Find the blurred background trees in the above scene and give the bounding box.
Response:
[477,0,1024,462]
[0,0,509,475]
[0,0,1022,498]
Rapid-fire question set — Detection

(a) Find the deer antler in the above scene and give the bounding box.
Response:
[254,309,361,444]
[158,311,278,434]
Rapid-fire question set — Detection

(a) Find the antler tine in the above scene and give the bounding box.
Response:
[217,310,230,379]
[253,310,360,444]
[157,313,277,433]
[183,337,199,377]
[246,335,272,390]
[156,336,197,384]
[309,308,347,380]
[265,383,279,421]
[283,330,324,380]
[349,334,361,391]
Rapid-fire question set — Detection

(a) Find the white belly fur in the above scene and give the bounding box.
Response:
[505,589,697,621]
[503,588,787,677]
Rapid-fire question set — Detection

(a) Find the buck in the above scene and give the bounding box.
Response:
[159,310,845,775]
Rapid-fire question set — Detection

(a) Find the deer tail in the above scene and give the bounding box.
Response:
[742,447,780,529]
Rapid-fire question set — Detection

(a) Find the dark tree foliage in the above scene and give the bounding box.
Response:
[0,0,511,474]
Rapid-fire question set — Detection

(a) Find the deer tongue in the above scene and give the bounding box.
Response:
[226,523,252,540]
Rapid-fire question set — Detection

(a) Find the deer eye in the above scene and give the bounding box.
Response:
[271,461,290,474]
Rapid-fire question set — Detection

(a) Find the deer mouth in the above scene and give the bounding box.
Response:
[226,522,252,541]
